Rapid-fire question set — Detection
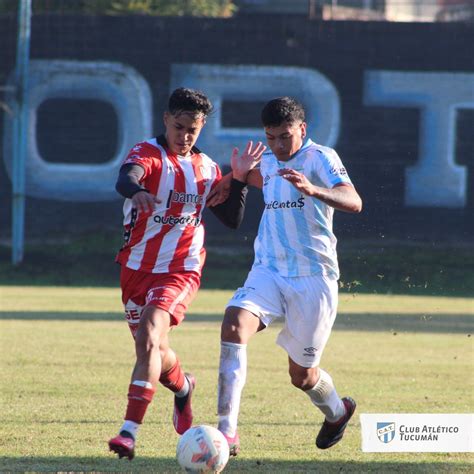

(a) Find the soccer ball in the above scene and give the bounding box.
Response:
[176,425,229,473]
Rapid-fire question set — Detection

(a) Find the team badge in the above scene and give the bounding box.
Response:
[377,422,395,443]
[199,165,212,181]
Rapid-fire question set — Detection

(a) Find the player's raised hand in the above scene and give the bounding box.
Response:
[231,141,266,182]
[132,190,161,214]
[278,168,314,196]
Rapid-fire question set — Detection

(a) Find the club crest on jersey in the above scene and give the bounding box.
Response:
[199,165,212,181]
[377,422,396,443]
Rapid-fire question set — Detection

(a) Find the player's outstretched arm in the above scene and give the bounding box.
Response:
[278,168,362,213]
[206,141,265,228]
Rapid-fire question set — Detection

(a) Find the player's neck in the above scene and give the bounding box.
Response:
[277,146,303,162]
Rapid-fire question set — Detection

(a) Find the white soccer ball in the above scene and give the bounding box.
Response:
[176,425,229,473]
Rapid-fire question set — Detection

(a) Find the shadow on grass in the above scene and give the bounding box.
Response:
[0,311,472,334]
[0,456,472,473]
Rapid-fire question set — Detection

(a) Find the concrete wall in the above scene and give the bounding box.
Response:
[0,14,473,245]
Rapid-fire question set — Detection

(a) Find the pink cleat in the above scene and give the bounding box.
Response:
[223,432,240,456]
[173,373,196,435]
[108,433,135,460]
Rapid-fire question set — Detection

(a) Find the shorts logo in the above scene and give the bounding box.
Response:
[233,290,247,300]
[303,346,318,357]
[233,286,254,300]
[147,287,176,304]
[377,422,396,443]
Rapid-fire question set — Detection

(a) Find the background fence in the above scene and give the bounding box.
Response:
[0,11,473,249]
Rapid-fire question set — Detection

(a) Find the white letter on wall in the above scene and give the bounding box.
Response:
[170,64,340,164]
[3,60,152,201]
[365,70,473,208]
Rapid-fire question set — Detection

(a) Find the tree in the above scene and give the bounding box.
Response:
[0,0,237,17]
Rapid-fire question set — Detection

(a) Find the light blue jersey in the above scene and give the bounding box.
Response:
[253,139,352,278]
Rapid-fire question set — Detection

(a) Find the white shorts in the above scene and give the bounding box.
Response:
[227,264,338,368]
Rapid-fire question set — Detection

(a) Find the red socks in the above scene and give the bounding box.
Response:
[123,360,185,423]
[159,360,185,393]
[125,384,156,423]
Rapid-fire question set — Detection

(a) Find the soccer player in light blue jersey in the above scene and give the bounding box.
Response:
[216,97,362,455]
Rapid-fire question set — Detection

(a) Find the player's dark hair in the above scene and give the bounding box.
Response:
[261,97,305,127]
[168,87,213,118]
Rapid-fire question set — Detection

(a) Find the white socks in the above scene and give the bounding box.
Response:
[120,420,140,440]
[131,379,153,388]
[217,342,247,437]
[305,369,346,422]
[175,376,190,398]
[216,342,344,434]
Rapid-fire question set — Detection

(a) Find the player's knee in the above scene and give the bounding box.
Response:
[220,306,260,343]
[158,342,171,361]
[220,320,243,343]
[135,325,160,354]
[289,368,318,391]
[220,308,244,342]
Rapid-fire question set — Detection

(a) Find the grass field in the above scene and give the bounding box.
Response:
[0,286,472,472]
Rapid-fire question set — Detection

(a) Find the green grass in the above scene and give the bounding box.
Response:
[0,287,473,472]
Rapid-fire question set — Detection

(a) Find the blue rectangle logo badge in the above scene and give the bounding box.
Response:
[377,422,395,443]
[361,414,473,452]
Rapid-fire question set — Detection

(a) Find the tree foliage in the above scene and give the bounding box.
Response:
[1,0,237,17]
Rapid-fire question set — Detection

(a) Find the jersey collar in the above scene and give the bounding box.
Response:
[279,138,314,163]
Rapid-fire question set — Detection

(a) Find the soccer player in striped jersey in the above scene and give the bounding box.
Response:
[108,88,265,460]
[217,97,362,455]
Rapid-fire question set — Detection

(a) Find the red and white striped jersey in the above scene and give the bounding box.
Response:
[116,136,222,274]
